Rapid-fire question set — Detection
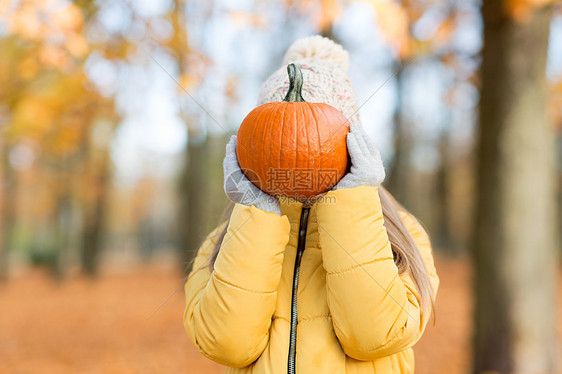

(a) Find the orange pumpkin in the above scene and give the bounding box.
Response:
[236,63,350,201]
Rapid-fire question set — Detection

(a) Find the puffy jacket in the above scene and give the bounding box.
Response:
[183,185,439,373]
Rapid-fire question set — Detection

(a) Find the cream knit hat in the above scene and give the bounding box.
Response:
[257,35,360,124]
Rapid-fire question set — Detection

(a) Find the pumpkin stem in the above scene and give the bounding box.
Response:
[283,63,305,102]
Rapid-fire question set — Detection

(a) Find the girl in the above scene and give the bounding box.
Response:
[183,35,439,374]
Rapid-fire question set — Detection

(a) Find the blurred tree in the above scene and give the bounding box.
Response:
[182,135,207,274]
[80,122,114,275]
[0,0,119,278]
[378,0,461,252]
[0,144,16,282]
[131,174,158,261]
[554,80,562,252]
[434,114,455,252]
[179,132,230,275]
[168,0,205,274]
[386,63,413,207]
[166,0,229,274]
[473,1,558,372]
[370,0,415,210]
[318,0,339,39]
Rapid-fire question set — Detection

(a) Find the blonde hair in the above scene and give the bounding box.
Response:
[207,185,435,322]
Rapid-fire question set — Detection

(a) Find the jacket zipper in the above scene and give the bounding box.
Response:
[287,206,310,374]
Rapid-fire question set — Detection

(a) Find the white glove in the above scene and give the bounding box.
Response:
[223,135,282,215]
[333,122,385,190]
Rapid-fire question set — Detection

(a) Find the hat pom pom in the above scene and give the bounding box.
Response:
[282,35,349,71]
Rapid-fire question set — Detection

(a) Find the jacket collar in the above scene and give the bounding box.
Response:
[278,196,320,241]
[278,196,304,220]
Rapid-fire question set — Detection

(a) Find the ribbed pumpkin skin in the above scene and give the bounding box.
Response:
[236,101,349,200]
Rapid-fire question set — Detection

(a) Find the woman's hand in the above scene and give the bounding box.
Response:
[223,135,281,215]
[333,122,385,190]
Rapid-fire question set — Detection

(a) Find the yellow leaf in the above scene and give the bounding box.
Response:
[433,17,455,46]
[39,44,69,70]
[504,0,556,23]
[51,3,84,32]
[18,57,40,80]
[66,34,89,58]
[0,0,10,16]
[10,6,43,40]
[51,126,81,156]
[318,0,341,32]
[179,72,197,92]
[369,0,412,58]
[228,10,267,28]
[11,97,55,138]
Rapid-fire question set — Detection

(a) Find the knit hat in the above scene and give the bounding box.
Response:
[257,35,360,124]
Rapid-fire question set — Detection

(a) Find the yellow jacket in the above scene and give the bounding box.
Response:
[183,186,439,373]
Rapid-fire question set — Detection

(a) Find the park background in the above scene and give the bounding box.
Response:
[1,0,561,373]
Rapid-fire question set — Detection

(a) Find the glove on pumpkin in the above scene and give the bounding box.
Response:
[333,122,385,190]
[223,135,282,215]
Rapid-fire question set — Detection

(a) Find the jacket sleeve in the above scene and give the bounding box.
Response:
[316,185,439,361]
[183,203,291,368]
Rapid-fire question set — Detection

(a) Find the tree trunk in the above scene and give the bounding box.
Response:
[51,157,77,281]
[204,134,230,234]
[179,134,229,276]
[0,145,15,282]
[180,136,208,275]
[387,64,414,209]
[472,2,558,373]
[53,186,72,280]
[81,147,111,276]
[434,127,454,253]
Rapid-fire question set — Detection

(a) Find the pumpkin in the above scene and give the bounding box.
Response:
[236,63,350,201]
